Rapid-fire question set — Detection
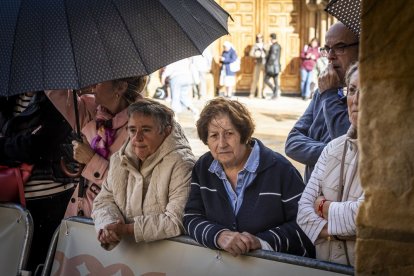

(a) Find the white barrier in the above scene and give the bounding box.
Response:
[0,203,33,276]
[43,217,353,276]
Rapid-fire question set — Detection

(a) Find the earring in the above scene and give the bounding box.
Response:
[115,93,120,99]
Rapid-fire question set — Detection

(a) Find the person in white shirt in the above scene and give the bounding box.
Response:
[297,62,363,266]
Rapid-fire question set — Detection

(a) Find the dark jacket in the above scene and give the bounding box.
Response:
[220,47,238,76]
[0,92,76,183]
[285,88,350,183]
[265,42,281,76]
[184,139,315,257]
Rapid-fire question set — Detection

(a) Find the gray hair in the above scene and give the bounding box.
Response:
[127,99,174,133]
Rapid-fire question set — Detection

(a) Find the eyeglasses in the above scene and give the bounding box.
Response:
[346,87,360,97]
[319,42,359,57]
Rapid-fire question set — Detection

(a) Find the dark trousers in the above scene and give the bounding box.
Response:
[264,73,279,97]
[25,187,74,273]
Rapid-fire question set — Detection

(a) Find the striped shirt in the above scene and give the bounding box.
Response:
[13,93,75,198]
[13,93,34,116]
[297,133,364,244]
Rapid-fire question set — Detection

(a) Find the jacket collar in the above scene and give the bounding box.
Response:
[109,108,128,130]
[253,138,278,173]
[119,120,191,177]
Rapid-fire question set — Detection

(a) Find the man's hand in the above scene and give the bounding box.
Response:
[318,63,341,93]
[72,136,94,164]
[217,230,261,257]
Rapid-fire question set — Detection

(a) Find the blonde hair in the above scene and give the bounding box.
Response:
[345,62,358,88]
[113,76,149,104]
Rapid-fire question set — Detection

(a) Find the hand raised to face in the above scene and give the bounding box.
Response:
[318,63,341,94]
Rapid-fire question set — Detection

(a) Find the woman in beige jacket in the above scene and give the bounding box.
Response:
[297,63,363,266]
[92,99,195,250]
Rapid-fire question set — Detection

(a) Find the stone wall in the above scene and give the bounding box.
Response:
[356,0,414,274]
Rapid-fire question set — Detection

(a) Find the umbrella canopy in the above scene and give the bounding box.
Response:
[0,0,230,97]
[325,0,361,38]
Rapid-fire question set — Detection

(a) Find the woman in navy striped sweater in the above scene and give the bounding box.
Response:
[183,98,314,257]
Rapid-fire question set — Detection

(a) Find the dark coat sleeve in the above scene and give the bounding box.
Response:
[0,94,72,165]
[255,166,315,257]
[285,95,325,166]
[265,44,281,75]
[285,89,350,166]
[183,165,229,250]
[321,89,350,139]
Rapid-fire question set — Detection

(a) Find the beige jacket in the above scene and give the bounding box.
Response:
[297,126,364,266]
[92,122,195,247]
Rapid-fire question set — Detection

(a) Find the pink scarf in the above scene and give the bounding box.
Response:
[91,106,116,159]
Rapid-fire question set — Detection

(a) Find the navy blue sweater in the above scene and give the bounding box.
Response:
[183,139,315,257]
[285,88,350,182]
[220,48,237,76]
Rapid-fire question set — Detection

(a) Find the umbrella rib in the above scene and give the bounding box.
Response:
[108,0,149,75]
[197,0,232,31]
[63,0,81,89]
[192,2,231,41]
[8,0,24,95]
[160,0,222,55]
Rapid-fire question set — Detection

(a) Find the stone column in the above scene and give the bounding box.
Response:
[318,10,328,46]
[357,0,414,275]
[305,1,318,43]
[316,0,328,45]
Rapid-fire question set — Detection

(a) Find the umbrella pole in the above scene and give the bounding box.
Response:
[72,90,82,139]
[72,91,86,206]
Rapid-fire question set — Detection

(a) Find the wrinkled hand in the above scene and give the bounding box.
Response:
[318,63,341,93]
[72,136,94,164]
[217,230,261,257]
[98,220,132,248]
[98,228,121,245]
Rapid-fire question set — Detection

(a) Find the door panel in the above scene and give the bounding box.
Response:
[217,0,256,92]
[262,0,301,92]
[215,0,301,93]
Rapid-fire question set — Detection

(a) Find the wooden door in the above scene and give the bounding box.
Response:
[215,0,257,92]
[262,0,301,92]
[215,0,301,93]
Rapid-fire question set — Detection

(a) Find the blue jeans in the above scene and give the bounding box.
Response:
[170,75,195,114]
[300,68,314,98]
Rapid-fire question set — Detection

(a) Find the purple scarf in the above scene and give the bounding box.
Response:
[91,106,116,159]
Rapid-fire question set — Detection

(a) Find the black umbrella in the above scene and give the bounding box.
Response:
[1,0,230,202]
[0,0,230,97]
[325,0,361,38]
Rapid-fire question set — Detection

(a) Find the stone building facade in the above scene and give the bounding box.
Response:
[211,0,335,94]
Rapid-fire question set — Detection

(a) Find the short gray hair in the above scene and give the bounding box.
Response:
[127,99,174,133]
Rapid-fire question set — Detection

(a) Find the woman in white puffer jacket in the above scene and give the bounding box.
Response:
[92,99,195,250]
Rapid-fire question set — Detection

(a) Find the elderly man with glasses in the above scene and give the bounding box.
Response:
[285,22,359,183]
